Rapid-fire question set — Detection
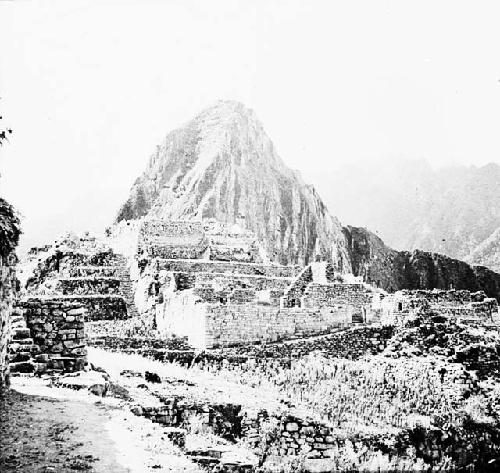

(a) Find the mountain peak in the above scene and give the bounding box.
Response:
[193,100,257,128]
[116,103,350,268]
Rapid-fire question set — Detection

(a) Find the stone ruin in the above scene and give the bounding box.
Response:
[382,288,499,325]
[3,217,500,473]
[8,232,140,375]
[11,299,87,374]
[131,219,387,348]
[11,219,500,373]
[23,232,137,321]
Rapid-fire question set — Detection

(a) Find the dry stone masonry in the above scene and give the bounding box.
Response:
[134,220,387,348]
[19,298,87,373]
[0,254,18,386]
[25,237,138,321]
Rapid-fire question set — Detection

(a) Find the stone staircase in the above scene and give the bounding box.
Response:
[8,306,36,374]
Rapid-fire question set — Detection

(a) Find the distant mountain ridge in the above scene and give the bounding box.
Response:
[321,159,500,267]
[344,225,500,301]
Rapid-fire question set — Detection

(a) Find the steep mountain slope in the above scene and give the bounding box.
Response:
[320,160,500,263]
[467,226,500,273]
[343,225,500,301]
[116,101,500,301]
[117,100,350,269]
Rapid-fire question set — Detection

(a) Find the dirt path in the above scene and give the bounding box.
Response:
[0,388,130,473]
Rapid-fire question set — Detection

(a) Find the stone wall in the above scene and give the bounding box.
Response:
[0,253,17,387]
[393,289,498,323]
[204,304,355,348]
[138,220,209,259]
[68,266,118,277]
[135,398,242,441]
[26,248,124,290]
[56,277,122,295]
[31,295,128,321]
[151,258,300,279]
[0,198,20,388]
[241,404,500,471]
[399,289,481,305]
[57,249,125,276]
[19,298,87,373]
[158,269,385,348]
[190,272,292,293]
[208,325,394,360]
[303,283,373,306]
[205,222,263,263]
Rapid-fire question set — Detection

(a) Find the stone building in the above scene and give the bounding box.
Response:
[21,218,500,352]
[383,288,499,325]
[133,220,385,348]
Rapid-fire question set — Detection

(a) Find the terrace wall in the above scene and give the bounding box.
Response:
[56,277,122,296]
[34,295,128,321]
[138,221,209,259]
[223,325,394,360]
[152,259,300,279]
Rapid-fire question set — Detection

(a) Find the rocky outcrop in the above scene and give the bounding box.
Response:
[344,225,500,302]
[116,100,350,269]
[0,198,20,387]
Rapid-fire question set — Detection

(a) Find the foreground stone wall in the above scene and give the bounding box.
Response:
[0,198,20,388]
[242,405,500,471]
[20,298,87,373]
[0,253,17,387]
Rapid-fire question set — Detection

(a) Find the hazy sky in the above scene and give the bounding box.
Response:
[1,0,500,251]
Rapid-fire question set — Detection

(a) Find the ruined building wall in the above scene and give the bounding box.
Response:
[391,289,499,323]
[302,283,374,308]
[138,220,209,259]
[204,304,352,348]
